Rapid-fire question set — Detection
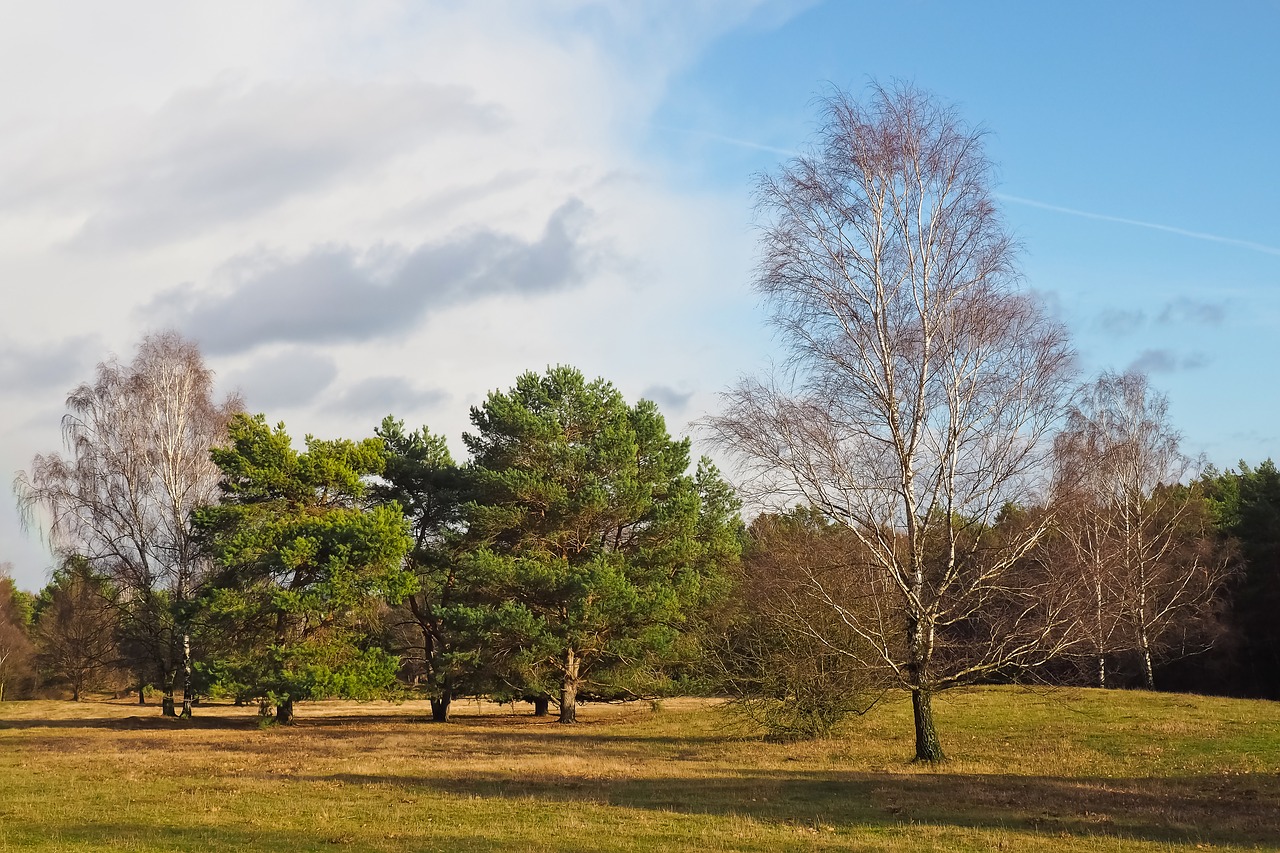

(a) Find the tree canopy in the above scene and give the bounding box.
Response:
[460,366,740,722]
[370,416,473,722]
[195,414,415,723]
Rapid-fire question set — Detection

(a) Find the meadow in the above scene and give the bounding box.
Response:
[1,687,1277,851]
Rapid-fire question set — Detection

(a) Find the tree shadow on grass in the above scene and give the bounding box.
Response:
[0,707,524,731]
[6,704,1275,848]
[0,714,259,730]
[0,820,525,853]
[304,767,1280,848]
[0,705,668,731]
[0,701,737,758]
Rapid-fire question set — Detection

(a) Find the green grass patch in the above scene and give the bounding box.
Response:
[1,687,1277,851]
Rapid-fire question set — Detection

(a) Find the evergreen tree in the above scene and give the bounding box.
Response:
[1201,460,1280,698]
[195,414,414,723]
[462,366,740,723]
[371,416,477,722]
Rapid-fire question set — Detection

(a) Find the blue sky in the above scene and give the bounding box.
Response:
[1,1,1277,589]
[644,0,1280,462]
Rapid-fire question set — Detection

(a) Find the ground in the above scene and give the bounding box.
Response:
[0,687,1277,851]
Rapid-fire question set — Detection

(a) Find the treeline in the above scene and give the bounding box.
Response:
[1164,460,1280,698]
[715,458,1280,740]
[2,333,1274,725]
[5,340,741,724]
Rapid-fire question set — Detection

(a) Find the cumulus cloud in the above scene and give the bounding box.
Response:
[0,1,814,595]
[642,384,694,414]
[144,198,594,354]
[0,79,502,250]
[325,376,448,420]
[1128,349,1209,374]
[224,348,338,410]
[0,334,101,395]
[387,170,538,227]
[1158,297,1227,326]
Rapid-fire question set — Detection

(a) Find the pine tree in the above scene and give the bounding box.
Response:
[195,415,414,724]
[461,366,739,723]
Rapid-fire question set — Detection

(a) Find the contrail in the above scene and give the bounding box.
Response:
[647,123,801,158]
[656,126,1280,259]
[997,193,1280,258]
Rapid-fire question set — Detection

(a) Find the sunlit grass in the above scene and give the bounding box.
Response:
[1,687,1277,851]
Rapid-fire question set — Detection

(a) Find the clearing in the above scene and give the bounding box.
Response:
[1,687,1277,851]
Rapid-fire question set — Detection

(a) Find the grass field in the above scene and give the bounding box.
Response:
[1,687,1277,851]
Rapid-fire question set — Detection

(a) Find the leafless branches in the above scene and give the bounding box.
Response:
[14,331,241,713]
[706,83,1078,760]
[32,559,122,701]
[711,510,891,738]
[1052,371,1231,688]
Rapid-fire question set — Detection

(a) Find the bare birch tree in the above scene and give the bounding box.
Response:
[705,83,1078,761]
[15,331,241,716]
[1053,371,1230,688]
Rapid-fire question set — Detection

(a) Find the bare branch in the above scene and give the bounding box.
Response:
[703,82,1078,761]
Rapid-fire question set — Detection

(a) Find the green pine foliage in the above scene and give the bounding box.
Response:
[458,366,740,720]
[371,416,481,720]
[194,414,414,721]
[1200,460,1280,698]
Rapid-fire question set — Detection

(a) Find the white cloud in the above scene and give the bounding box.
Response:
[325,377,449,421]
[0,1,797,590]
[0,334,102,396]
[146,198,595,354]
[45,81,500,251]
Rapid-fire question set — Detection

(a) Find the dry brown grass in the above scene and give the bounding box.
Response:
[1,688,1277,851]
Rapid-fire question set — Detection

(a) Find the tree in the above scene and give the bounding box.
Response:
[0,564,36,701]
[194,414,415,724]
[705,83,1078,761]
[711,508,884,739]
[15,332,241,716]
[1200,459,1280,698]
[462,366,740,723]
[32,557,121,700]
[1054,371,1230,689]
[1048,479,1126,687]
[371,416,473,722]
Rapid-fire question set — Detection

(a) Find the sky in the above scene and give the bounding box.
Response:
[2,1,1278,590]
